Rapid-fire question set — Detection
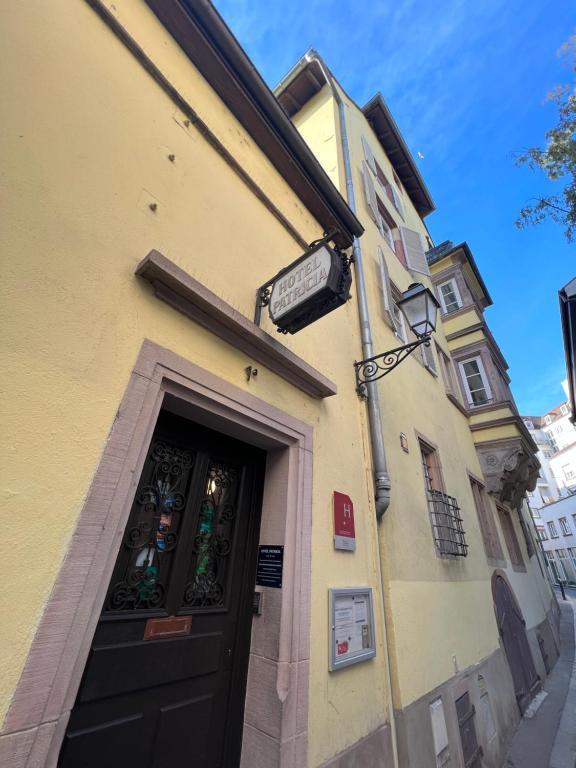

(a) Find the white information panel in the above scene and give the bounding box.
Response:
[329,588,376,671]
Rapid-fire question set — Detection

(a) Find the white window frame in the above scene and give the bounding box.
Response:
[437,279,462,314]
[548,521,559,538]
[458,355,492,407]
[561,404,569,416]
[437,344,459,399]
[545,415,552,425]
[390,184,405,220]
[392,302,407,343]
[560,517,572,535]
[563,464,575,481]
[379,214,395,251]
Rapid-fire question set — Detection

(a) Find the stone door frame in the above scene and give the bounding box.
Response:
[0,339,312,768]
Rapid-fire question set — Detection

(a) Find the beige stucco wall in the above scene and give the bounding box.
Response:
[0,2,392,764]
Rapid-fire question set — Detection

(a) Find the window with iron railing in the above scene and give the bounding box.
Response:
[420,440,468,557]
[428,489,468,557]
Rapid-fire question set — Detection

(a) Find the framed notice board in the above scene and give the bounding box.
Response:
[329,588,376,671]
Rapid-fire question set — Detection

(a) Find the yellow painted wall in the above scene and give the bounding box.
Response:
[0,2,390,762]
[430,255,454,271]
[1,2,555,763]
[291,86,342,191]
[469,408,513,425]
[473,425,524,443]
[448,330,487,350]
[442,307,483,334]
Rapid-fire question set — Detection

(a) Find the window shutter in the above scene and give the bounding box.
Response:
[400,227,430,275]
[361,135,377,174]
[378,247,397,330]
[362,161,379,224]
[381,221,394,251]
[421,342,437,373]
[393,229,407,267]
[391,186,405,220]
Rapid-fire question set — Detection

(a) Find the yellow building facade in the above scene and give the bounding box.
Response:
[276,52,558,767]
[0,4,557,768]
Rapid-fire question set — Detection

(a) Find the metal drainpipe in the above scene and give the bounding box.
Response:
[305,53,391,518]
[306,52,399,768]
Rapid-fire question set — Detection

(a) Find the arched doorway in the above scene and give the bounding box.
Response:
[492,574,540,714]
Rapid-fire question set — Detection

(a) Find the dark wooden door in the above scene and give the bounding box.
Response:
[455,692,482,768]
[59,411,265,768]
[493,575,540,714]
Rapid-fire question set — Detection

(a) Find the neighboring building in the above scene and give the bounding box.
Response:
[523,415,564,510]
[425,240,540,512]
[1,9,557,768]
[536,495,576,584]
[523,396,576,508]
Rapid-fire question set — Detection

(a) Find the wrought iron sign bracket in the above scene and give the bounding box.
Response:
[253,228,349,329]
[354,336,430,400]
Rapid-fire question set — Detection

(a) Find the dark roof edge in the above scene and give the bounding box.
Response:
[559,276,576,424]
[274,53,435,219]
[429,241,493,306]
[362,93,435,217]
[144,1,362,248]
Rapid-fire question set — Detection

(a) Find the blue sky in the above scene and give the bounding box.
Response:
[213,0,575,415]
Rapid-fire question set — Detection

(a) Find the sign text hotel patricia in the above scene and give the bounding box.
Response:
[267,242,352,334]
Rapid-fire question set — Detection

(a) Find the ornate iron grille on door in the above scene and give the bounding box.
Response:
[105,440,196,612]
[183,462,239,608]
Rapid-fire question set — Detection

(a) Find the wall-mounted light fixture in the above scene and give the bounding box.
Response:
[354,282,440,399]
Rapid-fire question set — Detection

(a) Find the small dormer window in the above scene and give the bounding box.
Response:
[545,414,552,425]
[561,404,569,416]
[438,279,462,314]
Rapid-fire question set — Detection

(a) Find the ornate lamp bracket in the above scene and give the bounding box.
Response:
[354,336,430,399]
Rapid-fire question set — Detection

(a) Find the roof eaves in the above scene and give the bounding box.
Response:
[362,93,435,218]
[428,241,493,307]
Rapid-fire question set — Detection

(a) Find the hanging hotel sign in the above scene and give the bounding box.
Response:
[256,232,352,335]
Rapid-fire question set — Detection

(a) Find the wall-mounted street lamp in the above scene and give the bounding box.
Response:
[354,283,440,399]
